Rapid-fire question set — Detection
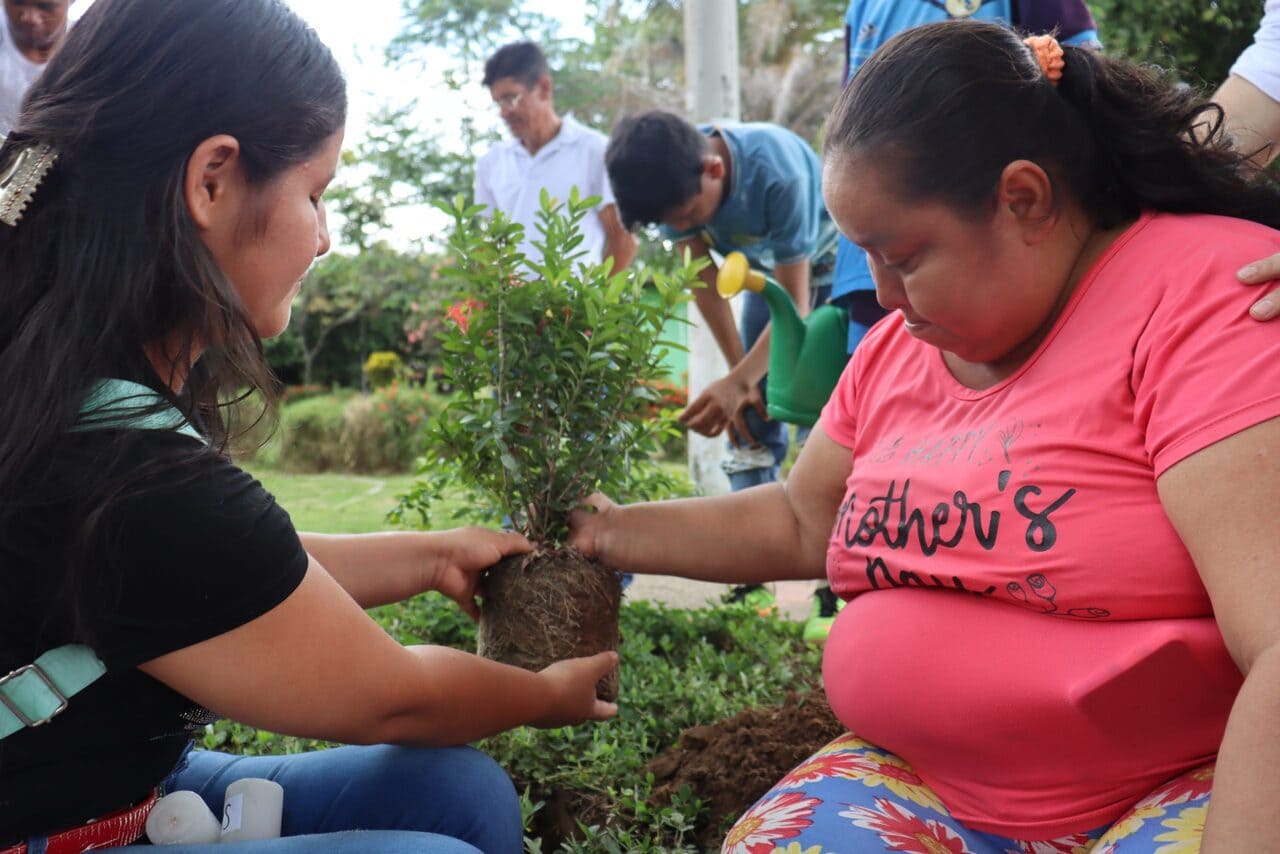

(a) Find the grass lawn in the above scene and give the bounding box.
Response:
[243,466,423,533]
[245,459,694,535]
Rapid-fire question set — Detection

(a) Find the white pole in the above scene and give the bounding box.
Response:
[683,0,740,496]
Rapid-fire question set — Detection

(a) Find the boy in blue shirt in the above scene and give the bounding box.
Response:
[606,112,836,621]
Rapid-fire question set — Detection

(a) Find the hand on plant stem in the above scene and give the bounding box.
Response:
[679,373,768,445]
[532,651,620,727]
[567,492,617,561]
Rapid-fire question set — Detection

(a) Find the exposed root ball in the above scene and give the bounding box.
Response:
[477,548,621,701]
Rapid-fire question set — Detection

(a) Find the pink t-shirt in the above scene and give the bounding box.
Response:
[819,212,1280,838]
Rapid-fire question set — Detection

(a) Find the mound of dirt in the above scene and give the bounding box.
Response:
[646,691,845,850]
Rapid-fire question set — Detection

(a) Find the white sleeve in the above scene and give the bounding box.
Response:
[473,151,496,217]
[590,134,616,209]
[1231,0,1280,102]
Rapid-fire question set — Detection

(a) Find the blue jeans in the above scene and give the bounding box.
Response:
[103,744,522,854]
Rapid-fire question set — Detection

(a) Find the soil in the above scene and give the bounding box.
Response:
[646,690,845,851]
[477,547,622,700]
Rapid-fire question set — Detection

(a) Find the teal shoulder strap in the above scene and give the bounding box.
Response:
[0,645,106,739]
[73,378,202,441]
[0,380,202,741]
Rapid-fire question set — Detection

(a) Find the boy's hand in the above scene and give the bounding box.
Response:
[680,375,765,443]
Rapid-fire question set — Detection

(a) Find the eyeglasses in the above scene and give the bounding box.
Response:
[493,91,524,112]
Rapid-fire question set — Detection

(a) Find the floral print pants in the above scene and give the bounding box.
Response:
[723,734,1214,854]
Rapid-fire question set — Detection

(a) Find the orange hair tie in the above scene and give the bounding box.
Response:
[1023,34,1064,87]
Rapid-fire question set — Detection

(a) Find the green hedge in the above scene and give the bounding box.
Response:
[264,387,436,474]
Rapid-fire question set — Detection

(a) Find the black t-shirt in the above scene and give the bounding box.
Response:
[0,429,307,842]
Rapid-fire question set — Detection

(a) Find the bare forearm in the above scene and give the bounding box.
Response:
[597,485,824,583]
[693,283,745,366]
[1203,645,1280,850]
[300,531,431,607]
[1214,74,1280,170]
[606,231,638,272]
[366,646,562,746]
[734,325,772,387]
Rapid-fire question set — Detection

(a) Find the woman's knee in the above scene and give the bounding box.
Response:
[1095,763,1213,853]
[374,745,522,854]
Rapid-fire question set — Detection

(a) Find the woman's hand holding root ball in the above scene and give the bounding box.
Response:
[533,652,620,728]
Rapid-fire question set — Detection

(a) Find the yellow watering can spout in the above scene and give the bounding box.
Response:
[715,251,851,428]
[717,251,767,298]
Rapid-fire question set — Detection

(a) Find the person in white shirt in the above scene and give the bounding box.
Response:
[1214,1,1280,319]
[1217,0,1280,169]
[0,0,72,136]
[473,41,636,270]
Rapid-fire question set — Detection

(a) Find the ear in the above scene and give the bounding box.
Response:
[995,160,1057,244]
[703,155,725,181]
[536,74,553,100]
[184,134,244,231]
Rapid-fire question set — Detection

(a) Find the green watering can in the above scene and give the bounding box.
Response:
[716,251,851,428]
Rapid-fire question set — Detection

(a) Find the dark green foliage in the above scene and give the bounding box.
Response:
[266,244,449,388]
[1090,0,1262,88]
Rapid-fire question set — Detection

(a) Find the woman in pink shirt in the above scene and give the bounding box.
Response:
[573,20,1280,853]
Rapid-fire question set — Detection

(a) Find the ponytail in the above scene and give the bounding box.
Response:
[825,19,1280,230]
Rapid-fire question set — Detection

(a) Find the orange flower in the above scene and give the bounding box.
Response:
[445,299,484,334]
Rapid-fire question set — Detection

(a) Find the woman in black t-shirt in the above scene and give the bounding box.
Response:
[0,2,616,851]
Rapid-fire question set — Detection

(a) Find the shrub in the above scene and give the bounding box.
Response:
[271,387,436,474]
[281,384,332,403]
[396,192,700,541]
[363,350,403,389]
[342,383,436,472]
[275,392,355,472]
[1091,0,1262,88]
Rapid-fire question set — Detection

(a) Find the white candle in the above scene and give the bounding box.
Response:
[145,790,222,845]
[220,777,284,842]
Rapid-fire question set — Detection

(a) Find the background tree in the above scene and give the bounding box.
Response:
[338,0,1260,249]
[1089,0,1262,89]
[267,243,447,387]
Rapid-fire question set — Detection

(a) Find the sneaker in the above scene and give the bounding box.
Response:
[721,445,780,475]
[803,585,845,645]
[724,583,778,616]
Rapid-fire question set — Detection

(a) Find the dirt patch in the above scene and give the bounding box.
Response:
[647,691,845,850]
[478,547,622,700]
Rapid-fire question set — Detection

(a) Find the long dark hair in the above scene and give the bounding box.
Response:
[0,0,344,628]
[0,0,345,480]
[824,19,1280,230]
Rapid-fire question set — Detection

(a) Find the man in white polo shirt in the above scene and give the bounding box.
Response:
[0,0,73,136]
[474,41,636,270]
